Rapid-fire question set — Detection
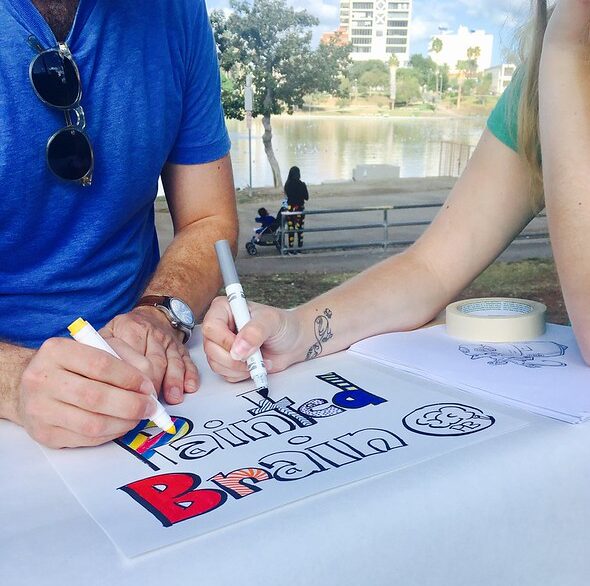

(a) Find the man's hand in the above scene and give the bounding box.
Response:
[16,337,156,448]
[101,307,199,404]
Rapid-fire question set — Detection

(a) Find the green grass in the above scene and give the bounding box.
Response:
[241,272,355,309]
[240,258,568,325]
[460,258,566,324]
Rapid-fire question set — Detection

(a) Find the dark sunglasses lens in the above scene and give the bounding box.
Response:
[47,128,92,181]
[31,51,79,108]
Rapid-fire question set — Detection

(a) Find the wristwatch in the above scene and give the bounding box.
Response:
[136,295,195,343]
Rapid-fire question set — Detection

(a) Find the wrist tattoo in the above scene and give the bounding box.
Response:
[305,308,333,361]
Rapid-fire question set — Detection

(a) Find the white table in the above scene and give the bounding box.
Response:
[2,339,590,586]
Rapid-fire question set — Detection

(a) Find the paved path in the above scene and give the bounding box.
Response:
[155,177,552,276]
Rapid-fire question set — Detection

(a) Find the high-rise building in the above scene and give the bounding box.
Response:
[428,26,493,73]
[339,0,412,64]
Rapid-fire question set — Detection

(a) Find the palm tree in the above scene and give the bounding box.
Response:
[466,46,481,71]
[430,37,443,95]
[456,46,480,109]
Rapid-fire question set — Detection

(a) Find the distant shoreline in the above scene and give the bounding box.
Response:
[228,111,490,123]
[283,112,487,121]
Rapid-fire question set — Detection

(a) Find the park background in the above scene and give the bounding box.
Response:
[156,0,566,324]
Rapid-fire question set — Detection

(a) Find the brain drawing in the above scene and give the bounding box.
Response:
[402,403,495,436]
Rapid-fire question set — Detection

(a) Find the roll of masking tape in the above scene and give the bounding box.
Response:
[445,297,546,342]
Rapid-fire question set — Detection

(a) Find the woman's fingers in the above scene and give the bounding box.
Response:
[203,338,249,378]
[201,297,237,352]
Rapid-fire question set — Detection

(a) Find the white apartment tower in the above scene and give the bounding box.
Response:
[339,0,412,64]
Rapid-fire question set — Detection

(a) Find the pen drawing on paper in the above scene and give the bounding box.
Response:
[44,364,526,557]
[458,341,568,367]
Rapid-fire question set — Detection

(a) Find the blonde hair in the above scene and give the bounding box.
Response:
[516,0,549,209]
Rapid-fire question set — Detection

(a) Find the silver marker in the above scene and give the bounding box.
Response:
[214,239,269,393]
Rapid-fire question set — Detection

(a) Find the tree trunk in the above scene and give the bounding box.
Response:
[457,71,465,109]
[261,83,282,188]
[261,114,282,188]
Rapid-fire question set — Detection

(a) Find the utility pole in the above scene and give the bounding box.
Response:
[245,73,253,197]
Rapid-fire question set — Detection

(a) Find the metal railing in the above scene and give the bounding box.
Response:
[438,141,474,177]
[278,205,548,256]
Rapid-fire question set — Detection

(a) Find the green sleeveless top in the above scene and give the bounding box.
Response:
[486,69,523,153]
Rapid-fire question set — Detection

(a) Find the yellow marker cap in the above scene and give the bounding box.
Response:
[68,317,88,336]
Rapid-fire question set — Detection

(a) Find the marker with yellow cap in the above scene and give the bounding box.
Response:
[68,317,176,435]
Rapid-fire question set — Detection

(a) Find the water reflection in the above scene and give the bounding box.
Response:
[228,115,487,188]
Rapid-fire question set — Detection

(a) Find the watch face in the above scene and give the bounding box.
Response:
[170,298,195,327]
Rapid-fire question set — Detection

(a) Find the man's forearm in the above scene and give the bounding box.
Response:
[0,342,34,423]
[146,156,238,321]
[144,215,238,319]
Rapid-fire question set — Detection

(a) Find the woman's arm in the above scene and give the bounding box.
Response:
[538,0,590,361]
[203,130,536,379]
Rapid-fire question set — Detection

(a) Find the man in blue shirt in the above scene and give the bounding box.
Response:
[0,0,238,447]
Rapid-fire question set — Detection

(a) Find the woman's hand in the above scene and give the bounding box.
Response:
[201,297,303,382]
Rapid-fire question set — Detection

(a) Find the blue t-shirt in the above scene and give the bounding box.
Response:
[0,0,230,347]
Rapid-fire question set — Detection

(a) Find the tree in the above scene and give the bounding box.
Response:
[348,60,389,95]
[409,54,437,91]
[456,47,480,108]
[219,72,243,119]
[211,0,351,187]
[430,37,443,95]
[430,37,443,55]
[466,46,481,70]
[438,64,450,93]
[394,69,421,105]
[478,72,492,96]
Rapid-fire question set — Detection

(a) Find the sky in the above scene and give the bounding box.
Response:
[206,0,532,66]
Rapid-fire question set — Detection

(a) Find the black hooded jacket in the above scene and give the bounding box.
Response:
[284,166,309,208]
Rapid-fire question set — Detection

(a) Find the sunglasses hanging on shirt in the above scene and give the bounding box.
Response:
[28,35,94,186]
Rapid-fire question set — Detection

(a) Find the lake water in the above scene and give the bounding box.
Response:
[227,115,487,188]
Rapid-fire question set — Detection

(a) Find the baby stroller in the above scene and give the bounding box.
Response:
[245,205,285,256]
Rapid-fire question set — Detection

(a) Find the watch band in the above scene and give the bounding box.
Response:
[136,295,194,343]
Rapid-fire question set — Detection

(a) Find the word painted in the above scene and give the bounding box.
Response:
[119,427,406,527]
[116,373,387,470]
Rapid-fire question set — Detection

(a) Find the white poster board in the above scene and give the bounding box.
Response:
[44,354,527,557]
[350,324,589,423]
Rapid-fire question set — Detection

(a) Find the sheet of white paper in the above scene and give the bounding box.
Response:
[349,323,590,423]
[44,353,527,557]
